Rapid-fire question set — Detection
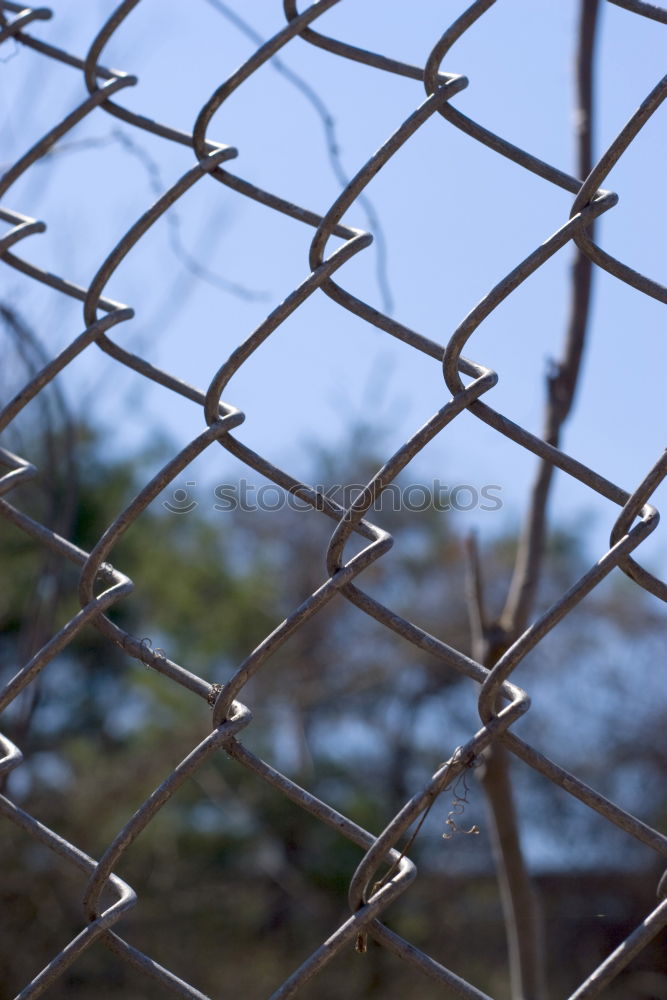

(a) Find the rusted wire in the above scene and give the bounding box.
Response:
[1,1,666,997]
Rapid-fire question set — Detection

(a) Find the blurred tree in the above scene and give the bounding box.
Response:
[0,301,665,999]
[1,400,665,997]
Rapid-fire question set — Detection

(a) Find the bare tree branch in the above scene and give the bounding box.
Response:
[202,0,395,315]
[0,303,80,774]
[470,5,601,998]
[502,0,600,637]
[463,530,486,662]
[479,740,547,1000]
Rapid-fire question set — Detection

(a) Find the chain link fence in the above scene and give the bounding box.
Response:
[1,0,666,997]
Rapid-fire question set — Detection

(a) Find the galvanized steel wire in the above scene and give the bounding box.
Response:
[1,0,666,997]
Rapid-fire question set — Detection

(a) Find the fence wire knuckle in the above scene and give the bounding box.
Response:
[0,0,666,997]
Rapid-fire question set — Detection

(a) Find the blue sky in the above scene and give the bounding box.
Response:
[1,0,666,570]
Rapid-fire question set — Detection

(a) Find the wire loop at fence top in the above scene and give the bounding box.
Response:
[1,1,666,998]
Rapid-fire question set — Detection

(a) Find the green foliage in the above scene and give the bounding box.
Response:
[1,419,665,998]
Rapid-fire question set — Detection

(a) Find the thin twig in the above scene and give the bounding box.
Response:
[202,0,394,314]
[110,128,270,303]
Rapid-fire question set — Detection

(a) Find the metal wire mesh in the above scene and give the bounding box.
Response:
[1,1,666,997]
